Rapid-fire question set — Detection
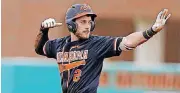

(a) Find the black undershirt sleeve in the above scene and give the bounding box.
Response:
[34,28,49,56]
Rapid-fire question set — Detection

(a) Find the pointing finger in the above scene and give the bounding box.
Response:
[55,23,63,27]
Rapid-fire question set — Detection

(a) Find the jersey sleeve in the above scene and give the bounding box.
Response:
[44,39,59,58]
[96,36,123,58]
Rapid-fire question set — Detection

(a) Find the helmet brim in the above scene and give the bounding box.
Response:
[73,12,97,19]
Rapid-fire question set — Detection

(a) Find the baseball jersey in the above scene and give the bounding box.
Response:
[44,35,123,93]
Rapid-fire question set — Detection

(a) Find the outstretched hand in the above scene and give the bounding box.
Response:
[152,9,171,32]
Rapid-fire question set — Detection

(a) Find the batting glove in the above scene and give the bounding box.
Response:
[152,9,171,32]
[41,18,57,29]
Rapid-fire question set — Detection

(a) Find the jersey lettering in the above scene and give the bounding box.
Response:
[57,50,88,62]
[57,50,88,73]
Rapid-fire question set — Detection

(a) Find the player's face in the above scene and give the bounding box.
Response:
[75,16,92,39]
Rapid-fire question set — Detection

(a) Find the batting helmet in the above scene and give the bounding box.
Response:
[65,4,97,33]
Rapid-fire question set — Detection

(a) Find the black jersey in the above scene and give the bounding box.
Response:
[44,35,123,93]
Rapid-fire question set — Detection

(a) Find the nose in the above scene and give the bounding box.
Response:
[85,23,91,31]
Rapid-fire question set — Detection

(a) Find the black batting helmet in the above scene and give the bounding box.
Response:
[65,4,97,33]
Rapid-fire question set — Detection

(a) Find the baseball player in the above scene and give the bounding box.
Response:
[34,4,171,93]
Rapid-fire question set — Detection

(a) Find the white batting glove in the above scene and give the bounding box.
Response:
[152,9,171,32]
[41,18,57,29]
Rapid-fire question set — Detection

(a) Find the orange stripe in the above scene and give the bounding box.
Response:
[58,60,86,73]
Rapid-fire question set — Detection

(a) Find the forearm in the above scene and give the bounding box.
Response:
[120,28,157,50]
[34,28,49,55]
[127,28,157,46]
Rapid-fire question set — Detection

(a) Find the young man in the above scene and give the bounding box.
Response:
[34,4,171,93]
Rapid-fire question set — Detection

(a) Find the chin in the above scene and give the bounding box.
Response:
[80,36,89,40]
[79,35,89,40]
[76,32,90,40]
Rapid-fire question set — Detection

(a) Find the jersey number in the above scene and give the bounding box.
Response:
[73,69,82,82]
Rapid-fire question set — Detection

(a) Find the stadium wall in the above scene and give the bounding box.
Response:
[2,58,180,93]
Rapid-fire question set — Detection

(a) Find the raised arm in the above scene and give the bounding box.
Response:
[119,9,171,51]
[34,18,62,55]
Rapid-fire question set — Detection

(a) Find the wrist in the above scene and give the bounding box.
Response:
[40,27,49,34]
[143,28,157,40]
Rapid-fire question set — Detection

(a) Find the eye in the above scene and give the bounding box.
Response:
[80,20,86,24]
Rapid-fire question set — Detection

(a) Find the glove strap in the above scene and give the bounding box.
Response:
[143,28,157,39]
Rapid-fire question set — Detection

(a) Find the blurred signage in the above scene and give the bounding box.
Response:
[100,71,180,90]
[117,72,180,90]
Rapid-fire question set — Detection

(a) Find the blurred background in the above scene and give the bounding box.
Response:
[1,0,180,93]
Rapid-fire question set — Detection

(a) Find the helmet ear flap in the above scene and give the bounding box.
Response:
[67,21,77,33]
[90,21,95,31]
